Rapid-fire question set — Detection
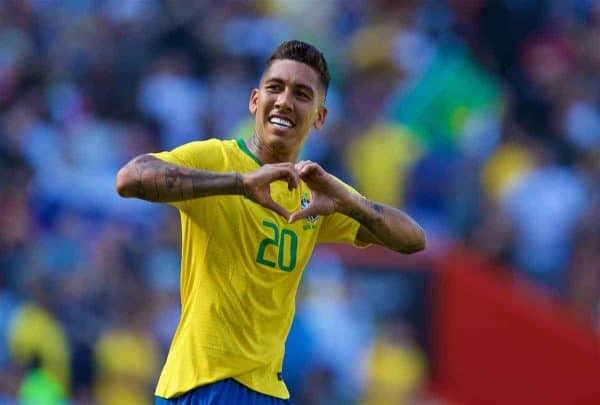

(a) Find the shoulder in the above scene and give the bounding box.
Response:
[176,137,229,151]
[168,138,235,160]
[152,138,235,170]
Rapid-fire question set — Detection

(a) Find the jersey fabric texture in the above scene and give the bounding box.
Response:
[151,138,366,400]
[154,378,294,404]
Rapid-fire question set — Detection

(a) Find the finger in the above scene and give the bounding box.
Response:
[295,160,312,171]
[289,205,320,223]
[273,162,296,172]
[299,163,321,178]
[273,167,299,190]
[262,198,290,220]
[287,168,299,190]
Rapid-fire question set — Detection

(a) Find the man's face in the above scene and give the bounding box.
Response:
[249,59,327,156]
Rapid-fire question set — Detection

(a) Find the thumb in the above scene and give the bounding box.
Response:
[262,197,290,220]
[289,205,319,223]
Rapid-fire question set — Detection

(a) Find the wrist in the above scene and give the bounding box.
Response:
[335,192,360,215]
[235,173,247,197]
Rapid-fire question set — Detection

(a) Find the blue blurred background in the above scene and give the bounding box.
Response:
[1,0,600,404]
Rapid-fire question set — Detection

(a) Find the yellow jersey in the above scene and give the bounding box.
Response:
[151,138,365,399]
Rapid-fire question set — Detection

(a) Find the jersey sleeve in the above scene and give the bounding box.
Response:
[148,139,226,210]
[316,180,371,248]
[149,138,226,171]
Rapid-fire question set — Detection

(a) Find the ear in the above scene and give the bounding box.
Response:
[313,105,328,130]
[249,88,259,115]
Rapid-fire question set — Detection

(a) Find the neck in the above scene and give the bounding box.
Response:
[246,133,299,164]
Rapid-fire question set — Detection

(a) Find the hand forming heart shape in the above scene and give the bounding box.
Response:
[241,161,350,222]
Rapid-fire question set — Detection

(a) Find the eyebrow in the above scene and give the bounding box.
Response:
[264,78,315,97]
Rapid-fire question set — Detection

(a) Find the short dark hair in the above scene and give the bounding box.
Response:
[265,40,330,97]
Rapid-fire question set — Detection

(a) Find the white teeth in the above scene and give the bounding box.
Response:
[269,117,293,128]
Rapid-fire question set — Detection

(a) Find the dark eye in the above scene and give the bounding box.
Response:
[266,84,281,92]
[296,91,310,100]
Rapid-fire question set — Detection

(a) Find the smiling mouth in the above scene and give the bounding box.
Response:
[268,116,294,129]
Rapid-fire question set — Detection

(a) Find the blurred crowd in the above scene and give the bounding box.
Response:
[1,0,600,403]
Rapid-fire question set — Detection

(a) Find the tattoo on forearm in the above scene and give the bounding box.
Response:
[165,167,177,188]
[134,163,146,198]
[165,166,184,200]
[235,173,246,197]
[347,198,425,253]
[373,202,384,214]
[154,170,160,200]
[128,155,241,202]
[346,198,386,233]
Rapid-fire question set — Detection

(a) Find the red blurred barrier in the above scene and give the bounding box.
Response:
[430,248,600,405]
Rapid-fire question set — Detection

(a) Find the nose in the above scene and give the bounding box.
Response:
[274,88,293,111]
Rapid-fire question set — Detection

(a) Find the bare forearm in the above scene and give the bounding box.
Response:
[115,155,244,202]
[338,194,426,253]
